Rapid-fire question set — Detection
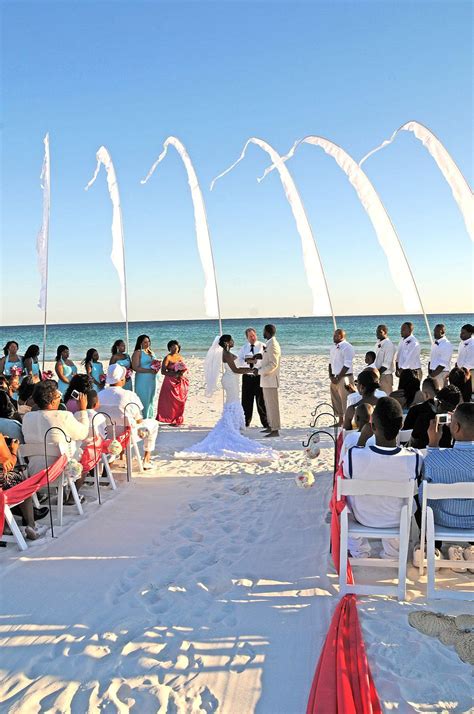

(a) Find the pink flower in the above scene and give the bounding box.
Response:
[173,361,187,372]
[9,366,23,377]
[42,370,54,380]
[125,368,133,380]
[99,374,106,383]
[150,360,162,372]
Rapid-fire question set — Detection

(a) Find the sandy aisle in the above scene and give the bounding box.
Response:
[0,355,472,713]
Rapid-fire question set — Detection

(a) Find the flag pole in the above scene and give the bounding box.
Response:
[39,133,51,371]
[117,192,129,352]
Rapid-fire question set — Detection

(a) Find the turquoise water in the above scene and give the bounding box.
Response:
[0,314,471,362]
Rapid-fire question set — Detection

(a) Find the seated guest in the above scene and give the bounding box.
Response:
[421,403,474,571]
[83,390,107,441]
[403,377,438,448]
[99,365,159,470]
[364,351,377,369]
[343,370,381,430]
[0,434,48,540]
[63,374,94,413]
[22,381,90,498]
[339,403,374,464]
[346,367,387,408]
[449,367,472,403]
[390,369,423,411]
[0,389,17,421]
[342,397,421,558]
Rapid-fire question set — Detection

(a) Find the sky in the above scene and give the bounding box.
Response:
[1,0,472,326]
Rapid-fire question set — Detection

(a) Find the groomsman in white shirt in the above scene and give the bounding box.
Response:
[428,324,453,390]
[396,321,422,381]
[257,324,281,437]
[456,323,474,391]
[374,324,396,395]
[237,327,269,429]
[329,329,355,425]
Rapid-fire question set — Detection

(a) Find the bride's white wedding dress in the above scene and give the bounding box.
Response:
[176,363,277,462]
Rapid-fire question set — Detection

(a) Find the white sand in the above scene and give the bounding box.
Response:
[0,355,472,713]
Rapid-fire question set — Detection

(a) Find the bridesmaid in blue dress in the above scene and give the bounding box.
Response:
[54,345,78,396]
[131,334,159,418]
[1,341,24,400]
[109,339,133,391]
[83,349,105,391]
[23,344,42,381]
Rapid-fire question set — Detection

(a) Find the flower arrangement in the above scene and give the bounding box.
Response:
[125,368,133,380]
[150,360,162,372]
[137,426,150,439]
[42,370,54,380]
[99,374,106,384]
[64,458,83,481]
[305,437,321,460]
[107,439,122,456]
[295,471,315,489]
[172,361,187,372]
[9,365,23,377]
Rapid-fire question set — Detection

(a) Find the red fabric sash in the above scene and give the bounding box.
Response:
[0,454,67,537]
[306,594,382,714]
[80,436,104,473]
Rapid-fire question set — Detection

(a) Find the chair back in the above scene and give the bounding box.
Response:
[338,477,415,500]
[19,442,68,459]
[423,481,474,502]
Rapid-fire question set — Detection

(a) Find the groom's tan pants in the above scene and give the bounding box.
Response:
[262,388,281,431]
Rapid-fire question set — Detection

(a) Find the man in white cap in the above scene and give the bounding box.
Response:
[99,364,159,469]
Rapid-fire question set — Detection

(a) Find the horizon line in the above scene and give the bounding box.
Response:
[1,310,472,330]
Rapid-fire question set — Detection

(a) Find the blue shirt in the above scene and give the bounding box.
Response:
[421,442,474,528]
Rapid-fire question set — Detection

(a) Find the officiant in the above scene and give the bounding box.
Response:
[237,327,269,429]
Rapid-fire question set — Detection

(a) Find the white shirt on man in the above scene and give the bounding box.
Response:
[457,336,474,369]
[429,336,453,372]
[99,386,143,427]
[329,340,355,376]
[374,338,396,375]
[236,340,265,369]
[22,408,90,475]
[342,444,422,528]
[396,335,421,370]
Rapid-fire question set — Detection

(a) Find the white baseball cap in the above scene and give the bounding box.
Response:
[105,364,127,385]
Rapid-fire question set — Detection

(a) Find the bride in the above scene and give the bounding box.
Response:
[175,335,278,461]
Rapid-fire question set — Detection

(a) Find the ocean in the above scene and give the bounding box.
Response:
[0,314,471,362]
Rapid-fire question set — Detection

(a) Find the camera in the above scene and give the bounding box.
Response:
[435,413,451,429]
[71,389,80,400]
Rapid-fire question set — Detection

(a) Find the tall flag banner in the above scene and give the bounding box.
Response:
[37,133,50,367]
[261,136,432,341]
[85,146,129,348]
[359,120,474,242]
[210,138,336,326]
[141,137,221,330]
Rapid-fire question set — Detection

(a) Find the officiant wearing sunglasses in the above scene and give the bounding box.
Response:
[237,327,269,429]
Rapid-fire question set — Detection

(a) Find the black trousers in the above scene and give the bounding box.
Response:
[241,374,268,428]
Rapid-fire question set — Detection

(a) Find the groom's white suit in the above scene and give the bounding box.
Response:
[258,336,281,431]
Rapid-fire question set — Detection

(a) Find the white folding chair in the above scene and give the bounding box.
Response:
[20,443,83,526]
[419,481,474,600]
[338,478,416,600]
[2,504,28,551]
[398,429,413,446]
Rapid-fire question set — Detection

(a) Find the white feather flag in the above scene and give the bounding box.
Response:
[211,138,335,320]
[85,147,128,324]
[359,121,474,242]
[37,133,50,311]
[142,137,220,321]
[261,136,425,316]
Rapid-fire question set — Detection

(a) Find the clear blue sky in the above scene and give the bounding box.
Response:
[1,0,472,326]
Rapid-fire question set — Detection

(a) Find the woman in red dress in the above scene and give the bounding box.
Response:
[156,340,189,426]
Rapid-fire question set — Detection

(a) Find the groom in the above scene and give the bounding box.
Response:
[256,324,281,437]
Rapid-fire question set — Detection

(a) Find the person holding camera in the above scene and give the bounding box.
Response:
[22,381,90,499]
[328,328,355,425]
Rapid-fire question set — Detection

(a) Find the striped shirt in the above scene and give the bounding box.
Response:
[421,442,474,528]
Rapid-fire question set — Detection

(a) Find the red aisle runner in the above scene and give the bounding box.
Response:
[0,454,67,537]
[306,432,382,714]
